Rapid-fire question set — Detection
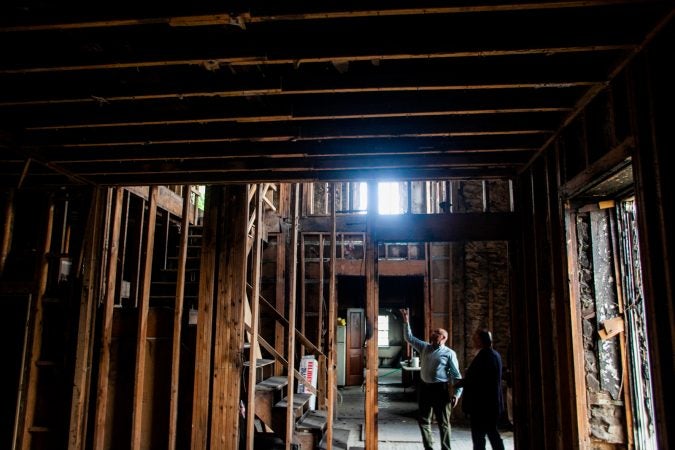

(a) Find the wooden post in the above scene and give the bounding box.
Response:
[300,233,306,357]
[285,184,300,450]
[0,188,15,276]
[317,233,325,408]
[191,186,219,450]
[131,185,158,449]
[364,181,379,450]
[93,188,125,450]
[68,188,104,450]
[325,183,337,450]
[19,195,55,450]
[245,184,264,450]
[275,232,286,375]
[168,185,191,450]
[211,185,249,449]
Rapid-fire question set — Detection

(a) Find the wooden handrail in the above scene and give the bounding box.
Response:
[244,325,317,396]
[246,284,325,359]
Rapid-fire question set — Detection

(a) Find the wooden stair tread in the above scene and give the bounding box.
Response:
[296,409,327,432]
[319,428,351,449]
[256,376,288,392]
[274,393,312,412]
[243,358,275,368]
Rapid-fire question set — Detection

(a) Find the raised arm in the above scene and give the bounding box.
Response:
[399,308,427,354]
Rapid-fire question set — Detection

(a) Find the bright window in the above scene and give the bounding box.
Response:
[377,315,389,347]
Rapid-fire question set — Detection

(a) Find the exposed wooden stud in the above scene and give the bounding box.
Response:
[133,198,146,308]
[300,232,306,357]
[191,186,218,449]
[285,183,300,450]
[211,186,234,449]
[0,188,15,276]
[325,183,337,450]
[608,202,634,446]
[218,185,249,449]
[317,233,326,408]
[116,190,130,306]
[168,185,191,450]
[93,188,124,450]
[130,185,158,449]
[245,184,264,450]
[364,181,379,450]
[448,243,454,346]
[274,233,286,375]
[19,195,55,450]
[67,188,104,450]
[564,206,590,448]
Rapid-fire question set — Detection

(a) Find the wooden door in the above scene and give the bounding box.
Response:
[346,308,364,386]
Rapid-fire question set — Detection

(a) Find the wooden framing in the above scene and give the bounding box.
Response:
[0,188,14,276]
[190,186,218,449]
[325,183,337,450]
[364,181,379,450]
[19,195,54,450]
[168,185,191,450]
[68,188,104,450]
[285,184,300,450]
[93,188,124,450]
[245,184,264,450]
[130,185,158,449]
[210,185,249,449]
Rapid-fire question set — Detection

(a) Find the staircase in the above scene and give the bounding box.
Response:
[152,216,351,449]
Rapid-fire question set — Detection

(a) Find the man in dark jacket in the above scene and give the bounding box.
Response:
[454,329,505,450]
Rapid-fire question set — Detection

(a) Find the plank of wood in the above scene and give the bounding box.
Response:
[68,188,103,450]
[131,185,158,449]
[191,186,218,449]
[20,196,55,450]
[93,188,124,450]
[168,185,191,450]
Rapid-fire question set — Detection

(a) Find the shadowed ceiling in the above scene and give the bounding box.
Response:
[0,0,672,186]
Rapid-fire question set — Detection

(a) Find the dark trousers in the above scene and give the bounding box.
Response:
[418,382,452,450]
[469,414,505,450]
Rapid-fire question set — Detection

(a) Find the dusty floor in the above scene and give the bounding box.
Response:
[334,368,515,449]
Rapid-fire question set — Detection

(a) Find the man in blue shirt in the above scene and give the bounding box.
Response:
[401,309,462,450]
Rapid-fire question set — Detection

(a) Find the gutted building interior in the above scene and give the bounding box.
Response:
[1,1,674,449]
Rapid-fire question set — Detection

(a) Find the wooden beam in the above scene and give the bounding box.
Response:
[1,82,595,108]
[325,183,337,450]
[190,186,218,449]
[375,213,518,242]
[558,136,633,198]
[0,188,14,276]
[285,184,300,450]
[29,107,571,131]
[364,181,379,450]
[67,188,103,450]
[130,185,158,449]
[168,185,191,450]
[0,1,648,32]
[274,234,286,375]
[0,45,633,75]
[245,184,265,450]
[521,7,675,173]
[213,185,249,449]
[20,195,55,450]
[93,188,124,450]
